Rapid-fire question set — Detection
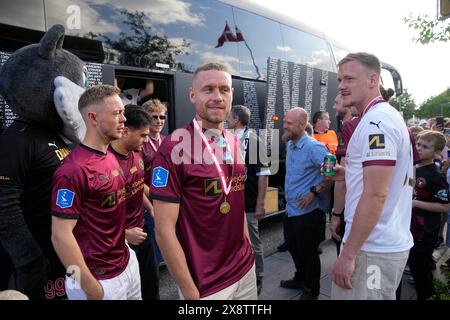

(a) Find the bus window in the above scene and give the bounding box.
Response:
[0,0,45,31]
[233,7,284,80]
[44,0,240,73]
[380,69,395,95]
[331,46,349,66]
[280,24,333,72]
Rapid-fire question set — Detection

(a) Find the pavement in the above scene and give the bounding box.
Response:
[257,237,449,300]
[159,221,450,300]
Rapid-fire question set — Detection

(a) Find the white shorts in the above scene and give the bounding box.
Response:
[65,249,141,300]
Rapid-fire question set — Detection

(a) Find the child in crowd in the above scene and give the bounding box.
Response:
[409,130,450,300]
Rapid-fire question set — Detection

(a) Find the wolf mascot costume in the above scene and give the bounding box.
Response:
[0,24,86,299]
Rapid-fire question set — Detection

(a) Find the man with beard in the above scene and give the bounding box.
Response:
[150,63,256,300]
[279,107,332,300]
[51,85,141,300]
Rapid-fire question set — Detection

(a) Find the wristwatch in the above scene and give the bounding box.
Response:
[310,186,319,197]
[331,208,343,217]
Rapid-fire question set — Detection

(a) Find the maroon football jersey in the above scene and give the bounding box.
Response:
[110,146,146,229]
[149,122,254,298]
[51,144,129,280]
[141,136,165,186]
[336,117,361,159]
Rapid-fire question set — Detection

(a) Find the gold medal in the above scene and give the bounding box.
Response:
[219,201,231,214]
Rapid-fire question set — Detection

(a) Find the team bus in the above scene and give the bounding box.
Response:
[0,0,403,218]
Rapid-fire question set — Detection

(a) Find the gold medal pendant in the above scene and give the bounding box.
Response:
[219,201,231,214]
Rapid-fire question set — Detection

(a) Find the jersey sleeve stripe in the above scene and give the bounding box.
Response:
[51,211,80,219]
[150,194,180,204]
[362,160,396,167]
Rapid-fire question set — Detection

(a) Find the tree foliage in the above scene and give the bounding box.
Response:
[101,9,191,70]
[390,89,418,121]
[416,88,450,119]
[403,14,450,44]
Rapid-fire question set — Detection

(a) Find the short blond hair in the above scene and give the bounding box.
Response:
[142,99,167,114]
[417,130,447,152]
[79,84,120,111]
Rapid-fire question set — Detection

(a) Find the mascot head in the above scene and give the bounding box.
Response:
[0,24,86,132]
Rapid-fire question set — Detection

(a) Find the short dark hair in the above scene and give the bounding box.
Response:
[337,52,381,75]
[123,105,152,129]
[231,105,251,126]
[312,111,328,125]
[193,62,231,81]
[79,84,120,111]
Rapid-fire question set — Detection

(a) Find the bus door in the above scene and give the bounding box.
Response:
[112,66,176,137]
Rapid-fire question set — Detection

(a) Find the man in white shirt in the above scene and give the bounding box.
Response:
[330,52,413,300]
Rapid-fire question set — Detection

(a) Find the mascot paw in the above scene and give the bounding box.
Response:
[54,76,86,143]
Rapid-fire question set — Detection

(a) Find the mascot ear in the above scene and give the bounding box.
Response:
[38,24,65,60]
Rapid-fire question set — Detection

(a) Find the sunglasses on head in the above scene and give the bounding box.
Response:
[152,115,166,120]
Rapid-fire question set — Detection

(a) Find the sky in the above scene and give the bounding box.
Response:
[249,0,450,105]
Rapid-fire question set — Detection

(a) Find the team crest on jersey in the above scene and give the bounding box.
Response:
[139,159,145,170]
[204,178,223,196]
[416,177,426,188]
[152,166,168,187]
[368,134,385,149]
[56,189,75,209]
[101,192,116,208]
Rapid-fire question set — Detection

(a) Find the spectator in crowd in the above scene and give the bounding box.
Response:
[109,105,160,300]
[51,85,141,300]
[227,104,270,295]
[409,125,424,138]
[419,120,430,130]
[409,130,449,299]
[330,52,413,300]
[280,107,332,300]
[312,111,338,155]
[150,63,256,300]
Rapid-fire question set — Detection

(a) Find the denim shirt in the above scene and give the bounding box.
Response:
[285,133,330,217]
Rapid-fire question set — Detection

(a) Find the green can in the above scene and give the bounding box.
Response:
[322,154,336,176]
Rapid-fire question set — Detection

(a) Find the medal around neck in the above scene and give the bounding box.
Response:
[220,201,231,214]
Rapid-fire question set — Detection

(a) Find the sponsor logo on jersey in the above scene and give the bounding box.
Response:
[437,189,449,202]
[152,166,168,187]
[130,166,137,174]
[368,134,385,149]
[369,121,381,129]
[204,178,222,196]
[56,189,75,209]
[101,192,116,208]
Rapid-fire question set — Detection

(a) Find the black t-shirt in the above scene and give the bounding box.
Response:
[240,128,269,212]
[411,163,449,245]
[0,120,70,260]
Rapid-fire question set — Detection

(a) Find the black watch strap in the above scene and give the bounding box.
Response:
[310,186,318,196]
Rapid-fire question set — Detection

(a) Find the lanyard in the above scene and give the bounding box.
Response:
[362,96,385,116]
[192,118,232,195]
[148,137,161,152]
